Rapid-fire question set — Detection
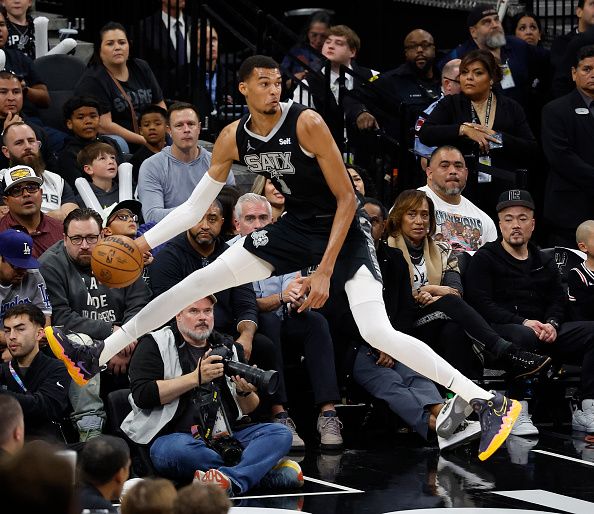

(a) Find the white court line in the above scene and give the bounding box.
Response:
[234,475,363,500]
[302,475,363,492]
[532,449,594,467]
[493,489,594,514]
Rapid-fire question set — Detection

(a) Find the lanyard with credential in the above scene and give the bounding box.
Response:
[471,91,493,127]
[8,362,27,392]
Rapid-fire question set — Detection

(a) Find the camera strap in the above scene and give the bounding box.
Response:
[191,386,231,442]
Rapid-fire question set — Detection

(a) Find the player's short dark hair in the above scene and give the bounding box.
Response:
[63,207,103,235]
[77,141,117,168]
[167,102,200,124]
[0,395,22,446]
[363,196,388,220]
[576,44,594,67]
[79,435,130,486]
[139,104,168,124]
[238,55,279,82]
[460,49,503,83]
[3,303,45,328]
[62,95,103,120]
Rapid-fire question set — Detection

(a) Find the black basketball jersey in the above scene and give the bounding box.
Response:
[236,100,339,220]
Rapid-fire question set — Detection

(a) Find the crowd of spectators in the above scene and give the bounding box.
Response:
[3,0,594,507]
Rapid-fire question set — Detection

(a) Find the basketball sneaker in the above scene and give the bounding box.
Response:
[259,458,304,489]
[438,420,482,451]
[436,394,473,439]
[45,326,105,386]
[471,391,521,461]
[195,468,233,496]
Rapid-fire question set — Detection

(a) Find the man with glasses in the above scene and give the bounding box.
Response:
[39,207,150,441]
[137,102,235,224]
[0,165,62,257]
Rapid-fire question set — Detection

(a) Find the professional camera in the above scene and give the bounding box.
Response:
[210,342,279,395]
[210,436,244,466]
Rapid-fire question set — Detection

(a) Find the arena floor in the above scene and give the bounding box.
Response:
[229,423,594,514]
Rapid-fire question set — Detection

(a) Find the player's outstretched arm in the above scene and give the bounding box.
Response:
[135,122,241,253]
[296,109,357,312]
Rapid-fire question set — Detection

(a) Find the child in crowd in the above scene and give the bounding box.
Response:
[2,2,35,59]
[129,105,168,186]
[57,96,124,187]
[568,220,594,321]
[76,142,120,208]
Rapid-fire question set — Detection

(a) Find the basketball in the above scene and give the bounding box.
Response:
[91,235,143,288]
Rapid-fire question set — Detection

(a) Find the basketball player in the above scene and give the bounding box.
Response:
[46,56,521,461]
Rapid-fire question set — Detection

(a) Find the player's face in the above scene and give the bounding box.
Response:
[64,218,103,267]
[0,77,23,116]
[236,201,271,236]
[572,56,594,96]
[515,15,541,46]
[498,206,535,248]
[0,256,26,286]
[176,298,215,344]
[189,204,223,246]
[66,106,100,140]
[169,109,201,151]
[427,149,468,196]
[322,35,355,66]
[140,113,166,146]
[401,198,430,245]
[3,314,42,362]
[240,67,282,116]
[347,168,365,195]
[363,203,386,244]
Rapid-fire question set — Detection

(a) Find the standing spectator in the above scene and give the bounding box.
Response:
[1,303,71,441]
[129,105,168,185]
[138,102,234,223]
[1,122,78,221]
[74,21,167,153]
[542,45,594,248]
[568,220,594,320]
[513,12,544,47]
[419,146,498,250]
[3,2,35,59]
[0,395,24,458]
[58,96,124,188]
[0,165,63,257]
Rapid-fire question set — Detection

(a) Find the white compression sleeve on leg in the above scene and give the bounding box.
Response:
[143,173,226,249]
[99,241,274,365]
[345,266,492,403]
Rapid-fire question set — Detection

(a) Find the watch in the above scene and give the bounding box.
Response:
[547,319,560,330]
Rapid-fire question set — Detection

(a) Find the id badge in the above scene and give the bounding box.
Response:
[500,63,515,90]
[212,409,230,439]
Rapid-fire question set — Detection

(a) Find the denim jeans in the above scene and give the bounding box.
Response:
[150,422,292,493]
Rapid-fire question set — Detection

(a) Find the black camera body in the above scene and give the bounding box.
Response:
[210,436,244,466]
[209,341,279,395]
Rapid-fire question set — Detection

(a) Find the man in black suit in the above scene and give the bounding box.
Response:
[542,44,594,248]
[136,0,190,102]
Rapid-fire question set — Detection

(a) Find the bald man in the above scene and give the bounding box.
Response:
[569,220,594,321]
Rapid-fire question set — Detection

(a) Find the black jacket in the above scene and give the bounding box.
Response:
[0,351,71,440]
[465,240,565,326]
[149,234,259,334]
[541,89,594,228]
[419,90,537,173]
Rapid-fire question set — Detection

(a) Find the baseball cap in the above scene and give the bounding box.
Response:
[0,229,39,268]
[467,4,498,27]
[101,199,142,228]
[496,189,535,212]
[207,294,217,305]
[2,165,43,193]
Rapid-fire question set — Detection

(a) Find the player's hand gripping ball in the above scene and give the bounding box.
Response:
[91,235,144,288]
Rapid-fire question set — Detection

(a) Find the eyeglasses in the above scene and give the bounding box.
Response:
[66,234,100,245]
[5,183,40,197]
[443,76,460,84]
[404,42,435,51]
[111,213,138,223]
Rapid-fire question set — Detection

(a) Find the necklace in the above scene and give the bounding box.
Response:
[11,21,30,51]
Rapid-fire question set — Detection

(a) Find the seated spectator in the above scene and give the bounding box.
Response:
[419,49,537,212]
[58,96,124,188]
[138,102,234,223]
[347,164,377,198]
[419,146,497,251]
[251,176,285,222]
[0,395,24,458]
[78,435,131,514]
[217,185,241,241]
[569,220,594,320]
[0,304,71,441]
[120,478,177,514]
[1,122,78,221]
[0,229,52,342]
[354,197,480,449]
[39,208,150,440]
[0,165,63,257]
[74,22,167,153]
[173,482,231,514]
[387,189,550,379]
[123,295,299,494]
[512,11,544,47]
[76,141,121,209]
[3,3,35,59]
[129,105,168,185]
[232,193,344,451]
[465,189,594,434]
[0,70,57,171]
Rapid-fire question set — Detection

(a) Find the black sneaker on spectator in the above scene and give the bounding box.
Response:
[501,348,552,380]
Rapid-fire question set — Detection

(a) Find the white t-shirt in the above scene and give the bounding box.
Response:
[39,170,66,214]
[418,185,498,251]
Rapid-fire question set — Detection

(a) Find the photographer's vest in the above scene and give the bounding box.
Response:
[121,327,243,445]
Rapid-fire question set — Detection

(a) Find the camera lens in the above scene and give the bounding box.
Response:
[225,360,279,395]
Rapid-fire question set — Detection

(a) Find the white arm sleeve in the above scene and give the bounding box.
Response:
[143,172,226,249]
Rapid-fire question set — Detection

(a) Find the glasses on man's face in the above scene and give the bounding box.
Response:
[443,76,461,84]
[111,213,138,223]
[6,183,40,197]
[66,234,100,246]
[405,42,435,52]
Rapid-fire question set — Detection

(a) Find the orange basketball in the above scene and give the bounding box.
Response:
[91,235,144,288]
